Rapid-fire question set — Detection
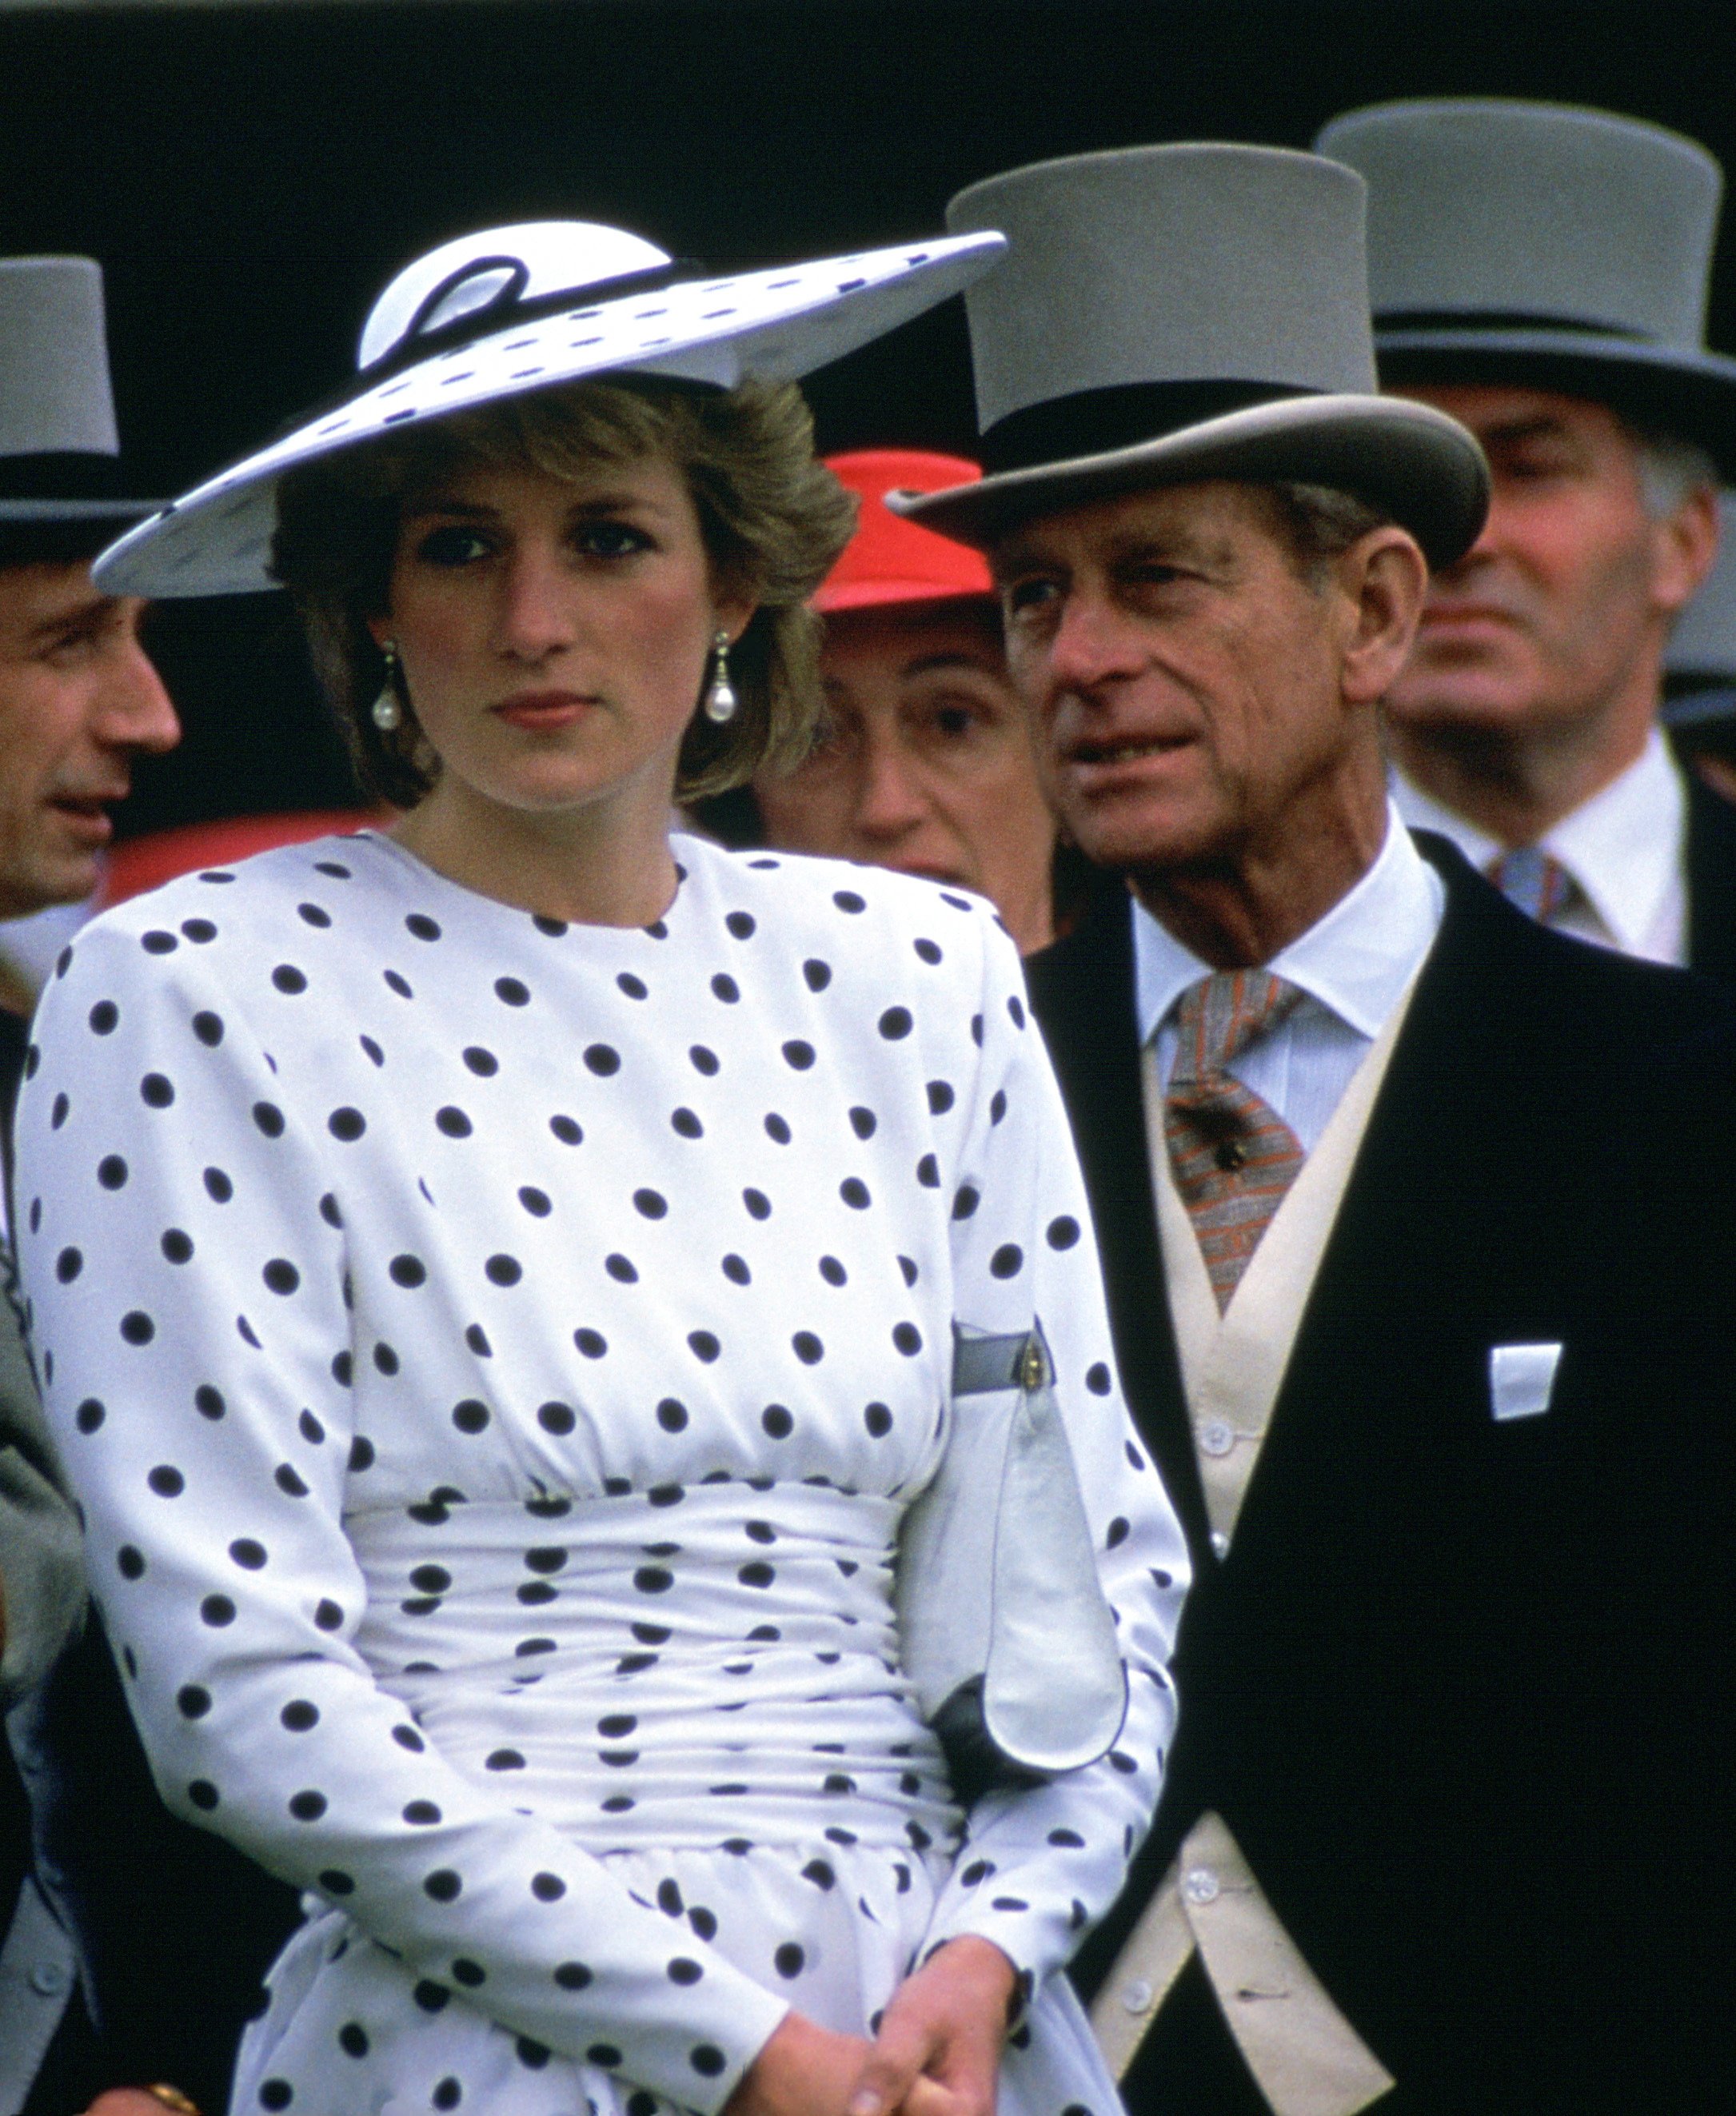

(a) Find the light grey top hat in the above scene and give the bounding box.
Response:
[892,142,1488,565]
[1315,100,1736,474]
[1664,494,1736,727]
[94,219,1004,599]
[0,256,159,524]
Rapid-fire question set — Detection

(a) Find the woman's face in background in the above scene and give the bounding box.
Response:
[753,601,1058,954]
[373,453,745,829]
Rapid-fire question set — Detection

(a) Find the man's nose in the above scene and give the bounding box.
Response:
[1439,487,1511,578]
[96,629,180,756]
[1042,586,1143,693]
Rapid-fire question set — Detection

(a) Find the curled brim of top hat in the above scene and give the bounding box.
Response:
[890,144,1490,569]
[1316,101,1736,477]
[92,220,1007,601]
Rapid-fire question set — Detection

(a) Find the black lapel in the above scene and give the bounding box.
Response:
[1026,890,1211,1557]
[1686,773,1736,987]
[1232,833,1605,1527]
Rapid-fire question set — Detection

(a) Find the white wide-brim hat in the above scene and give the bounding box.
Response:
[93,219,1006,599]
[889,144,1488,569]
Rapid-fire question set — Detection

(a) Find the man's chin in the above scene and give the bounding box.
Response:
[1384,644,1547,735]
[0,848,104,918]
[1058,790,1223,877]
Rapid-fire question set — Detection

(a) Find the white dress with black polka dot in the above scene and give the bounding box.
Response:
[16,831,1187,2116]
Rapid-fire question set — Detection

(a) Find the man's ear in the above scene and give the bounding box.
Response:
[1651,481,1720,621]
[1339,528,1429,707]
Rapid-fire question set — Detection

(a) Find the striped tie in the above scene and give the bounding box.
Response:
[1164,971,1306,1312]
[1487,845,1578,923]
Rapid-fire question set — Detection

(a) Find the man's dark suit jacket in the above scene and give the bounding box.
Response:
[1686,770,1736,984]
[1028,838,1736,2116]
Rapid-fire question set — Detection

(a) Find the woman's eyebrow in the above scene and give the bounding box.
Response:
[565,489,672,517]
[401,496,498,521]
[902,651,996,679]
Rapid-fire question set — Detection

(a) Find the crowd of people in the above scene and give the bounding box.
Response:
[0,91,1733,2116]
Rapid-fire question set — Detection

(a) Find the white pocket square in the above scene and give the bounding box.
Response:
[1489,1342,1563,1422]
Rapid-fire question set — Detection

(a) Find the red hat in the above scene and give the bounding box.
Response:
[814,449,992,613]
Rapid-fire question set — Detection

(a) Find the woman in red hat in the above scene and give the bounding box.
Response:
[752,452,1061,954]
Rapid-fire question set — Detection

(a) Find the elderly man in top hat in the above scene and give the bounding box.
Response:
[1315,101,1736,984]
[0,257,297,2116]
[897,144,1736,2114]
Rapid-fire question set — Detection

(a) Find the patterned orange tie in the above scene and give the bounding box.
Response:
[1164,971,1307,1312]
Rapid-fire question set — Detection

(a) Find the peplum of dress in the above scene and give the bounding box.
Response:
[16,831,1187,2116]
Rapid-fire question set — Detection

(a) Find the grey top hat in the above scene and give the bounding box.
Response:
[892,142,1488,565]
[1664,494,1736,727]
[94,219,1003,600]
[0,257,159,524]
[1315,100,1736,474]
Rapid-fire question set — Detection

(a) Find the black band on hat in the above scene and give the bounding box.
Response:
[273,259,716,445]
[0,451,141,504]
[361,258,703,385]
[978,380,1317,478]
[1375,309,1646,340]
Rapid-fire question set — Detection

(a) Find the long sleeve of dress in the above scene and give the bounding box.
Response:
[910,915,1189,1986]
[15,921,786,2112]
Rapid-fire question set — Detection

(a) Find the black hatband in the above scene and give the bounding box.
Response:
[978,381,1315,477]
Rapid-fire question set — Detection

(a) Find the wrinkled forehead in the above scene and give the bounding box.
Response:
[1383,377,1633,449]
[986,479,1275,580]
[820,596,1003,658]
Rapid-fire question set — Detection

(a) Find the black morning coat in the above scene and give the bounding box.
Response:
[1028,836,1736,2116]
[1686,770,1736,985]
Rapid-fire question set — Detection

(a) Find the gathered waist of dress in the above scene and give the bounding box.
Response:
[345,1480,964,1857]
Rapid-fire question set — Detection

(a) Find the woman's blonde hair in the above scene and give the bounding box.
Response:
[271,376,857,806]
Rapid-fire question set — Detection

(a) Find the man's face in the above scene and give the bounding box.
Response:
[1383,384,1714,742]
[753,601,1057,953]
[991,481,1372,876]
[0,561,179,916]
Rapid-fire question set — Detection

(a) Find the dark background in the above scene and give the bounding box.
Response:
[3,0,1733,833]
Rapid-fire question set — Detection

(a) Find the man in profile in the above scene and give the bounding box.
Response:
[1318,99,1736,984]
[900,142,1736,2113]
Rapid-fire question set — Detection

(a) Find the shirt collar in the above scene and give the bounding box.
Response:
[1391,729,1686,954]
[1131,801,1445,1045]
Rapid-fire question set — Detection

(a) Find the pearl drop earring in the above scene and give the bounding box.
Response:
[703,629,738,725]
[371,642,403,732]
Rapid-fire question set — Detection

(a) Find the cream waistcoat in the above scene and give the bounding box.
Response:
[1092,968,1425,2114]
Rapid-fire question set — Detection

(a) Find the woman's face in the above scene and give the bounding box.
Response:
[753,601,1058,954]
[373,453,747,825]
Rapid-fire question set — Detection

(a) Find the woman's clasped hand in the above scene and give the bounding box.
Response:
[728,1936,1017,2116]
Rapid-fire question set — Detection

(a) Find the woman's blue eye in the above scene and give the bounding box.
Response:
[575,520,652,560]
[416,525,491,565]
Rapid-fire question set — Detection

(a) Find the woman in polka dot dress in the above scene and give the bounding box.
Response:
[16,224,1188,2116]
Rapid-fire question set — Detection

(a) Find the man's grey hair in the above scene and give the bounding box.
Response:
[1630,425,1718,520]
[1261,482,1395,587]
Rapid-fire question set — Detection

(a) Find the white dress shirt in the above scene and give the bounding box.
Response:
[1391,726,1687,966]
[1133,803,1445,1152]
